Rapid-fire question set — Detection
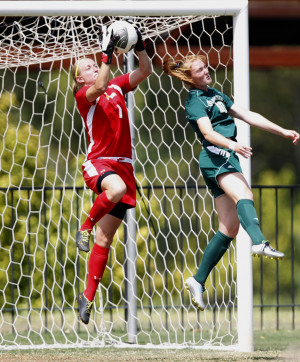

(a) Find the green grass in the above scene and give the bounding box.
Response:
[0,329,299,361]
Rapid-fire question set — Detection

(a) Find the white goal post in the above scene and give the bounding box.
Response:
[0,0,252,352]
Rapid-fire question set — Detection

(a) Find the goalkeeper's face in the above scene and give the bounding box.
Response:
[190,59,212,90]
[76,58,99,86]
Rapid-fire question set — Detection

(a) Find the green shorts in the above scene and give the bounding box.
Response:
[199,146,242,198]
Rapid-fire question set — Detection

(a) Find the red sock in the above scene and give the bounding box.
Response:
[80,191,116,231]
[84,243,110,301]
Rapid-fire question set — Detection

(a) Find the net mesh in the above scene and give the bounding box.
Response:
[0,14,237,349]
[0,15,212,68]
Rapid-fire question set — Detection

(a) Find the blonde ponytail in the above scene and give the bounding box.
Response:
[163,54,207,87]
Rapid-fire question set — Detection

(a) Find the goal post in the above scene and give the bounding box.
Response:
[233,5,254,353]
[0,0,252,352]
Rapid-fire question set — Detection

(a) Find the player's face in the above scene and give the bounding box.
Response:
[77,59,99,86]
[190,59,212,90]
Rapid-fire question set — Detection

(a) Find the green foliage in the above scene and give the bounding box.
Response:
[252,168,300,304]
[250,68,300,182]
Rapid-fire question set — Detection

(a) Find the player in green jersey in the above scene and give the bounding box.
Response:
[163,54,299,310]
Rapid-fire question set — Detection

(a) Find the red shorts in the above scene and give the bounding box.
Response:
[82,159,136,208]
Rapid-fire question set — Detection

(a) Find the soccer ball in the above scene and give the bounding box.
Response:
[107,20,138,54]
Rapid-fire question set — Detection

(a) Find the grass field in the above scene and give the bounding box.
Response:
[0,329,300,361]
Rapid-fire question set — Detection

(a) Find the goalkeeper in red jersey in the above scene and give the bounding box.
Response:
[72,27,152,324]
[163,54,299,311]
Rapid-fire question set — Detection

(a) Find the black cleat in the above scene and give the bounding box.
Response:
[76,229,91,252]
[77,292,94,324]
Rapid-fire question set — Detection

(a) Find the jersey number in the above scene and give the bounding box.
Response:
[215,101,227,114]
[117,104,123,119]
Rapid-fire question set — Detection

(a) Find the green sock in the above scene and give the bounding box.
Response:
[194,230,233,286]
[236,199,266,245]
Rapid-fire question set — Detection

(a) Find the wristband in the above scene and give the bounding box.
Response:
[101,53,111,65]
[228,141,236,151]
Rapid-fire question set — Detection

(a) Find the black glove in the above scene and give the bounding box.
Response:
[134,27,145,52]
[101,29,120,64]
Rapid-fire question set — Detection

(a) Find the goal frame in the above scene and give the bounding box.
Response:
[0,0,252,352]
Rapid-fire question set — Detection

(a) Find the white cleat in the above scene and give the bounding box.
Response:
[185,277,206,310]
[251,241,284,260]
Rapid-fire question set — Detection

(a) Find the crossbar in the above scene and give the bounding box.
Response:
[0,0,247,16]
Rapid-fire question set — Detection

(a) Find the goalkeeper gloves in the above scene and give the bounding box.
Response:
[134,27,145,52]
[100,27,120,64]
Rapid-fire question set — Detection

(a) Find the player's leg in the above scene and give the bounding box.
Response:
[81,172,127,229]
[76,172,127,252]
[186,194,238,310]
[195,195,238,283]
[218,172,284,259]
[86,213,123,299]
[77,212,123,324]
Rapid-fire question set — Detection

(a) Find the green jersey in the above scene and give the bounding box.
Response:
[185,87,236,148]
[185,87,242,198]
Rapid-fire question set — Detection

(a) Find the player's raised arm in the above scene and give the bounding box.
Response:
[129,26,152,89]
[85,28,120,102]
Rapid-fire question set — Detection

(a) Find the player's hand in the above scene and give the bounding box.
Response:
[100,26,120,64]
[230,142,253,159]
[282,129,299,146]
[134,26,145,52]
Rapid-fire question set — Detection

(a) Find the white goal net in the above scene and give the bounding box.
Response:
[0,1,251,351]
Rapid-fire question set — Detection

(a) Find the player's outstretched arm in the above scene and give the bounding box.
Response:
[129,27,152,89]
[229,104,300,146]
[85,29,121,102]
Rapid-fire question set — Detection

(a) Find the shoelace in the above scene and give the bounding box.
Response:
[263,241,276,252]
[85,300,93,315]
[80,230,90,243]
